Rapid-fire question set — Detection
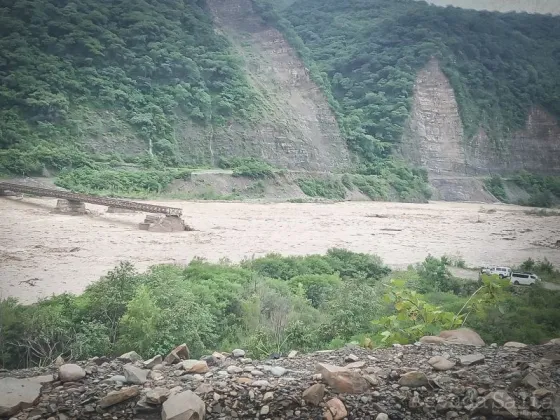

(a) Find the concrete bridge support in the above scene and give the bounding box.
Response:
[139,215,192,232]
[53,199,86,215]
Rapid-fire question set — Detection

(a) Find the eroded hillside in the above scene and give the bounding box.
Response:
[205,0,350,171]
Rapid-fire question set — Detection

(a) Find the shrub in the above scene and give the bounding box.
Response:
[484,174,508,202]
[297,178,346,200]
[288,274,342,308]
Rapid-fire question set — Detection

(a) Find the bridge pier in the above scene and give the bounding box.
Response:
[53,199,86,215]
[139,215,192,232]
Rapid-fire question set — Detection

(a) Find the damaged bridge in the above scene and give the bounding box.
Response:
[0,181,189,232]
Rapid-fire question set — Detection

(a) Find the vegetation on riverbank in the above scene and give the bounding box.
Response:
[1,250,558,369]
[483,172,560,208]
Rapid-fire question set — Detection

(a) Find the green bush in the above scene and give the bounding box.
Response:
[297,178,347,200]
[219,157,277,179]
[55,168,192,197]
[484,175,508,202]
[2,250,559,369]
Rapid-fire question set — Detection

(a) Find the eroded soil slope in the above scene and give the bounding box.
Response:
[204,0,350,171]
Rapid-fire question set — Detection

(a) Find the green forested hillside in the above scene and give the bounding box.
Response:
[256,0,560,163]
[0,0,259,172]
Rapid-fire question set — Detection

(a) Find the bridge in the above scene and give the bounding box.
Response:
[0,181,183,216]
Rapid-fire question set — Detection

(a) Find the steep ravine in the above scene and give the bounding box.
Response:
[400,59,560,202]
[204,0,351,172]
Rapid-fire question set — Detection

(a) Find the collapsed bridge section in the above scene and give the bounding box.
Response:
[0,181,189,231]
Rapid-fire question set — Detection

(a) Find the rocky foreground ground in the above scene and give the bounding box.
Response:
[1,329,559,420]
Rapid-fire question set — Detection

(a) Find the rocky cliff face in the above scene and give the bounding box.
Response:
[400,58,560,200]
[199,0,350,172]
[420,0,560,15]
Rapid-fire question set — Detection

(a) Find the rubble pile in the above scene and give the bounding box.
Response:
[1,330,559,420]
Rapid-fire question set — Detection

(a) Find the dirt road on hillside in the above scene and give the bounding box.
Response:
[1,197,559,303]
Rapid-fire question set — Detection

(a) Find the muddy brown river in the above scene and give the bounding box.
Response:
[1,197,559,303]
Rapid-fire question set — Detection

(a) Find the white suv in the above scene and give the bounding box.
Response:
[480,266,512,279]
[511,272,540,286]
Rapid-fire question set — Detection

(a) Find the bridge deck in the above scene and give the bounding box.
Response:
[0,182,182,216]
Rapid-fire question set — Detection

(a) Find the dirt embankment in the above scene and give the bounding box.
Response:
[1,196,559,303]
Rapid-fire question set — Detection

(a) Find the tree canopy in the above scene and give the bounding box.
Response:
[0,0,260,167]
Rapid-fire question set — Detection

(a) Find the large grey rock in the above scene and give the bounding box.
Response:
[504,341,527,349]
[232,349,246,358]
[0,378,42,417]
[428,356,455,371]
[165,344,190,365]
[438,328,485,346]
[143,355,163,369]
[98,387,139,408]
[146,387,171,405]
[302,383,325,405]
[118,351,143,363]
[398,371,430,388]
[316,363,369,394]
[182,360,209,374]
[162,390,205,420]
[58,364,86,382]
[324,397,347,420]
[270,366,287,377]
[459,353,485,366]
[123,364,149,384]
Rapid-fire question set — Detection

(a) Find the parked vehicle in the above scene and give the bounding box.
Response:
[510,272,540,286]
[480,266,512,279]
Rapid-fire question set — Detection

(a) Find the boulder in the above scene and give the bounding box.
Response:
[398,371,430,388]
[419,336,446,345]
[288,350,298,358]
[226,365,243,374]
[438,328,485,346]
[458,354,485,366]
[123,364,149,384]
[0,378,42,417]
[522,372,540,389]
[270,366,287,377]
[316,363,369,394]
[118,351,143,363]
[98,387,139,409]
[345,354,360,363]
[143,355,163,369]
[182,360,210,374]
[504,341,527,349]
[428,356,455,371]
[324,398,347,420]
[146,387,171,405]
[546,338,560,345]
[302,384,325,406]
[58,364,86,382]
[345,361,366,369]
[232,349,246,358]
[473,390,518,418]
[162,390,205,420]
[165,344,190,365]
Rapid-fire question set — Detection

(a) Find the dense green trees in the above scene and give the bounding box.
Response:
[2,250,559,368]
[256,0,560,158]
[0,0,260,170]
